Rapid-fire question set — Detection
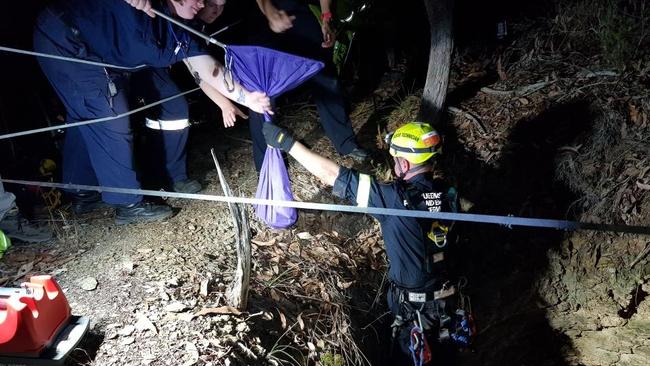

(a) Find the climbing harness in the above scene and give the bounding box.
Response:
[409,310,432,366]
[447,278,477,348]
[449,309,476,347]
[434,281,456,301]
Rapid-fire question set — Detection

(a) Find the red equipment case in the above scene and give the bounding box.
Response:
[0,275,89,366]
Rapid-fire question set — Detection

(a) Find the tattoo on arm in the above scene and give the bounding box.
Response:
[237,88,245,104]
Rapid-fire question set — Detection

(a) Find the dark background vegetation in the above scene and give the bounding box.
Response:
[0,0,563,182]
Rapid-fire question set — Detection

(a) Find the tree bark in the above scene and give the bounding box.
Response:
[418,0,454,127]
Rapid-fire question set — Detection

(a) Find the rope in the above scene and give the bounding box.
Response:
[209,20,242,38]
[0,88,200,140]
[2,179,649,235]
[151,9,226,49]
[0,46,147,70]
[0,11,647,236]
[0,7,225,140]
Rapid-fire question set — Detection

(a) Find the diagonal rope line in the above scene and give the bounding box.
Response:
[151,9,226,49]
[2,178,649,235]
[0,87,200,140]
[0,45,147,70]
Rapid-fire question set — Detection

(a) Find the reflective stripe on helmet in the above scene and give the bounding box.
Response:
[145,118,190,131]
[356,174,371,208]
[387,122,441,164]
[389,143,438,154]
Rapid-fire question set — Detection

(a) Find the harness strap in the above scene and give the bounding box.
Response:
[409,310,432,366]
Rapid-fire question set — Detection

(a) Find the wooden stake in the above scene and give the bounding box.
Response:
[211,148,251,309]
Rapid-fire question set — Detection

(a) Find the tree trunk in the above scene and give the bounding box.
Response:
[418,0,454,127]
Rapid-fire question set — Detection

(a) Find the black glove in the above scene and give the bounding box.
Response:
[262,123,295,152]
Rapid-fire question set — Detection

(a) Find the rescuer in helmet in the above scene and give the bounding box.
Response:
[263,121,471,363]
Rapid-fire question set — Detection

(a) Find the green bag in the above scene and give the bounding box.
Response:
[308,4,356,75]
[0,229,11,259]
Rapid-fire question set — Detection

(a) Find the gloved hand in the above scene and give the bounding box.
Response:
[263,123,295,152]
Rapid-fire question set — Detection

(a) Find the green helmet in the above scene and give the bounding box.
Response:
[387,122,441,164]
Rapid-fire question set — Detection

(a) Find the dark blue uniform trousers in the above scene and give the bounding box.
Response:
[33,9,141,205]
[132,68,190,185]
[248,0,358,171]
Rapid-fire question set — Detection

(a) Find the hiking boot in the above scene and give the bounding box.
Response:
[115,201,173,225]
[71,191,110,215]
[173,179,202,194]
[0,208,52,243]
[345,148,369,162]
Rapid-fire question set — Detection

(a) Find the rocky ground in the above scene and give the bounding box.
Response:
[1,1,649,365]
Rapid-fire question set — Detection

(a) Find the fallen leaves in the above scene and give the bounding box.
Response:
[117,325,136,337]
[182,341,199,366]
[628,102,648,126]
[296,232,313,240]
[194,305,242,317]
[247,225,385,365]
[135,312,158,334]
[251,238,276,247]
[16,261,35,279]
[164,301,188,313]
[637,182,650,191]
[278,310,287,330]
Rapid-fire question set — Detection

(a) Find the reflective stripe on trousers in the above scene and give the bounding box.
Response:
[145,118,190,130]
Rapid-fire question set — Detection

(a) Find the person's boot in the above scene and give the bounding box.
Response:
[172,179,202,194]
[115,201,173,225]
[71,191,110,215]
[0,208,52,243]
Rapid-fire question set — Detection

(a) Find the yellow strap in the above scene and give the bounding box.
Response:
[428,221,449,246]
[356,174,371,208]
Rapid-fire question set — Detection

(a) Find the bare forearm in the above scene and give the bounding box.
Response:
[288,142,340,186]
[185,55,250,106]
[256,0,274,15]
[200,82,231,109]
[319,0,332,14]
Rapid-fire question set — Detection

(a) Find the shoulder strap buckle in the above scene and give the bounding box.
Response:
[427,221,449,248]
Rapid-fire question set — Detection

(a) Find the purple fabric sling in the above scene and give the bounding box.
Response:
[225,46,324,228]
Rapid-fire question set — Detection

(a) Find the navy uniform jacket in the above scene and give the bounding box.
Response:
[333,167,451,290]
[52,0,207,68]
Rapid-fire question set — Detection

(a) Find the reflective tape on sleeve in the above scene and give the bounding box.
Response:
[145,118,190,130]
[356,174,371,208]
